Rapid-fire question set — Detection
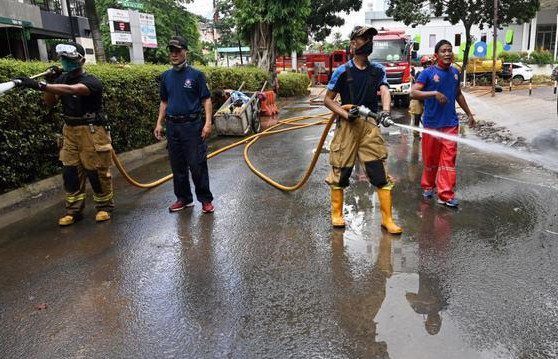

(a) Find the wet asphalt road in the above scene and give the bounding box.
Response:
[1,101,558,359]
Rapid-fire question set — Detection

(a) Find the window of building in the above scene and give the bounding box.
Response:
[536,24,557,53]
[70,0,86,17]
[29,0,62,14]
[429,34,436,48]
[481,34,487,43]
[454,34,461,47]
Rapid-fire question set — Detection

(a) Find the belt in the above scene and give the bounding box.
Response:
[64,117,104,126]
[167,114,200,123]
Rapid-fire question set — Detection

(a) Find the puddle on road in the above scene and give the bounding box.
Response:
[2,102,557,358]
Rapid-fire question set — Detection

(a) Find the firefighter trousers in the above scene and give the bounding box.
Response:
[325,117,392,189]
[59,124,114,215]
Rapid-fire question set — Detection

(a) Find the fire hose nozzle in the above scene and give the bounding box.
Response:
[356,105,394,127]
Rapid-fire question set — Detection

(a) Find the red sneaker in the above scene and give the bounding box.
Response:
[202,202,214,213]
[169,200,194,212]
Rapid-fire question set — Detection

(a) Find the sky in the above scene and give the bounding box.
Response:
[184,0,370,42]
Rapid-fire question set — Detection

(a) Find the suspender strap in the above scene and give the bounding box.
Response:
[345,61,383,108]
[345,62,355,105]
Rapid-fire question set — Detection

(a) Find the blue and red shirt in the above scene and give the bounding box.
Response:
[416,66,460,128]
[160,65,211,116]
[327,60,389,113]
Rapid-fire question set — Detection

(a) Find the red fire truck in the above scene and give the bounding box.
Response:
[276,50,348,85]
[277,30,418,106]
[369,29,419,107]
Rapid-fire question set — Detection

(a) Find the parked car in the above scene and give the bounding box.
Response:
[502,62,533,85]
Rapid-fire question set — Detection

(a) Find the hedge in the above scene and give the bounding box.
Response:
[499,50,558,65]
[0,60,310,193]
[277,73,310,97]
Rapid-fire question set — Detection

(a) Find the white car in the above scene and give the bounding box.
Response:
[503,62,533,84]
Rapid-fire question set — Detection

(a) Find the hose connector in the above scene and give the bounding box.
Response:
[356,105,376,120]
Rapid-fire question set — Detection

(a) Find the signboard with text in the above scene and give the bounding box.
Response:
[139,13,157,48]
[108,8,132,45]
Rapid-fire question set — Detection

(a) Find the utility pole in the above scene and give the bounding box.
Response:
[491,0,498,97]
[212,0,218,66]
[238,37,243,65]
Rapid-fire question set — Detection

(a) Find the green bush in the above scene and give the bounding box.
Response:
[277,73,310,97]
[499,51,522,63]
[498,50,556,65]
[528,50,554,65]
[0,60,274,193]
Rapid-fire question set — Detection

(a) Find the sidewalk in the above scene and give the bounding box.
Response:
[463,86,557,145]
[0,142,168,230]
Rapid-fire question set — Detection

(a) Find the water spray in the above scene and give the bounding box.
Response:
[392,122,558,173]
[352,104,558,173]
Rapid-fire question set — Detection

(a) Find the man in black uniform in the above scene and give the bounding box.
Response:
[16,41,114,226]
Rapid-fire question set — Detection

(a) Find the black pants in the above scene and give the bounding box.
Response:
[166,119,213,204]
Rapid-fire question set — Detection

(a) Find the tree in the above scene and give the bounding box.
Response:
[321,32,350,53]
[307,0,362,42]
[214,0,239,47]
[84,0,106,62]
[234,0,310,72]
[385,0,540,75]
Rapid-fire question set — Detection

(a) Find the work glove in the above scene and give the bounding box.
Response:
[347,106,359,123]
[14,77,46,91]
[377,111,394,127]
[44,66,62,83]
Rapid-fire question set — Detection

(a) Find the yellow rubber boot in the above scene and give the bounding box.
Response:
[58,215,75,226]
[331,188,346,228]
[377,188,403,234]
[95,211,111,222]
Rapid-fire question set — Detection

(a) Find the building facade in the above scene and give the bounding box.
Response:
[0,0,96,63]
[365,0,558,60]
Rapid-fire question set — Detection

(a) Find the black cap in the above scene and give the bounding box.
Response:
[168,36,188,50]
[350,26,378,40]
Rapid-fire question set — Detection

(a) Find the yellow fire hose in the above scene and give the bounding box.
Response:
[111,105,351,191]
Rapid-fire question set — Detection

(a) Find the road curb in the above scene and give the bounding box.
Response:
[0,141,168,229]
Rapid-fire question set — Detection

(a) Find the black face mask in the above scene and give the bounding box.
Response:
[354,40,373,56]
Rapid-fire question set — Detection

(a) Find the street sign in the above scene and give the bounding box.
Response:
[121,0,143,10]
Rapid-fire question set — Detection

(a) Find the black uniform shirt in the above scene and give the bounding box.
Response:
[54,72,103,117]
[327,59,389,113]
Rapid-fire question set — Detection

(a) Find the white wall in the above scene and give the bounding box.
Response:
[366,8,558,56]
[530,64,555,76]
[537,9,558,24]
[368,17,528,55]
[77,37,96,64]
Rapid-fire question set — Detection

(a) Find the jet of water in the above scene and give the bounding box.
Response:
[393,123,558,173]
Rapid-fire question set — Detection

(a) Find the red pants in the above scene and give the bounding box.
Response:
[421,126,458,201]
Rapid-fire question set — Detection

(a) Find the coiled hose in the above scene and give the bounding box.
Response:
[111,105,352,191]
